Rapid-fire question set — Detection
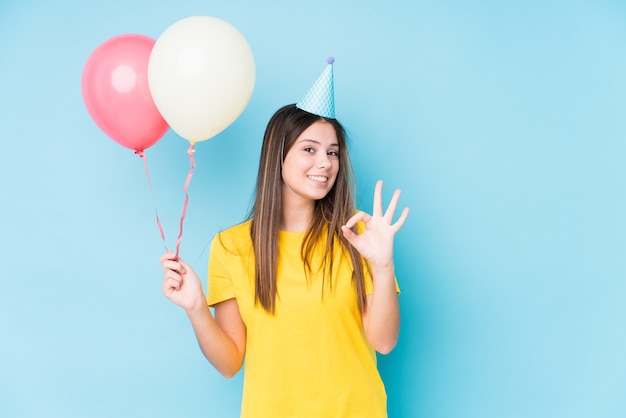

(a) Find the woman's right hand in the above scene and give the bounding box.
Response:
[160,251,206,312]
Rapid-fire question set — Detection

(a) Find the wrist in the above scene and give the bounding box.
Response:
[185,297,209,317]
[370,261,395,278]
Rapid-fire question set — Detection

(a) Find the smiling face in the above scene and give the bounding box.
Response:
[281,120,340,209]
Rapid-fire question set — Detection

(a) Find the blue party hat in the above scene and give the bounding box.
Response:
[296,57,335,118]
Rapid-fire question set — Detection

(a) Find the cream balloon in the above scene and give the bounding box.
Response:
[148,16,255,143]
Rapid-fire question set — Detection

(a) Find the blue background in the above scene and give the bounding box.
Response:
[1,1,625,417]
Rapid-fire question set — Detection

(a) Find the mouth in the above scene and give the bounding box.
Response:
[308,175,328,183]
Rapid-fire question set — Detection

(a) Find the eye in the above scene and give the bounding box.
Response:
[328,149,339,157]
[303,147,315,153]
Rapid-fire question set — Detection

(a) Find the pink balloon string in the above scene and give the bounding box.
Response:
[135,145,195,261]
[135,150,169,253]
[174,143,196,259]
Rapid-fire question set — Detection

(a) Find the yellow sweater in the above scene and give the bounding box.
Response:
[207,220,388,418]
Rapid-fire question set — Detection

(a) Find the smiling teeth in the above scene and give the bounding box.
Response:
[308,175,328,182]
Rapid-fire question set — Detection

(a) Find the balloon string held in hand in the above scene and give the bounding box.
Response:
[135,150,168,253]
[174,143,196,259]
[135,144,195,260]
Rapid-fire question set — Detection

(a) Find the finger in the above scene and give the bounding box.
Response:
[341,225,357,242]
[168,277,181,290]
[373,180,383,217]
[344,211,371,229]
[177,258,189,275]
[165,268,182,282]
[159,251,177,264]
[163,274,182,293]
[162,256,188,274]
[384,189,402,221]
[162,259,181,273]
[164,278,182,295]
[391,207,410,232]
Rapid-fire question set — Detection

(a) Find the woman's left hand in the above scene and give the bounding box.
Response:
[341,180,409,267]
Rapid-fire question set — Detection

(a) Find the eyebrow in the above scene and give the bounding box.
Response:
[297,138,340,147]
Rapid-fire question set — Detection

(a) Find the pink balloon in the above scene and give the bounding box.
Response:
[82,34,169,152]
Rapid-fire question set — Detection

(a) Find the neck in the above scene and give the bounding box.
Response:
[280,198,314,232]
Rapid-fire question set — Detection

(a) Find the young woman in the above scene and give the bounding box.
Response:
[160,62,409,418]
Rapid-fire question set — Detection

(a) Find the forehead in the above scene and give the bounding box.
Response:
[295,121,339,146]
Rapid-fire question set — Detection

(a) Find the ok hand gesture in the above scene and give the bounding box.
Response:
[341,180,409,268]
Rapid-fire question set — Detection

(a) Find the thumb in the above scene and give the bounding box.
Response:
[177,258,189,275]
[342,225,357,243]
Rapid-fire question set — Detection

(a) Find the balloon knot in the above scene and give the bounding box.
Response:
[326,56,335,65]
[135,150,145,157]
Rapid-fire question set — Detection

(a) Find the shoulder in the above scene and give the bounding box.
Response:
[212,220,253,253]
[218,219,252,238]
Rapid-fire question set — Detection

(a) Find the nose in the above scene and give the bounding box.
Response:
[316,153,331,169]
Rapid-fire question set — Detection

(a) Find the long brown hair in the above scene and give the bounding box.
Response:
[249,104,368,314]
